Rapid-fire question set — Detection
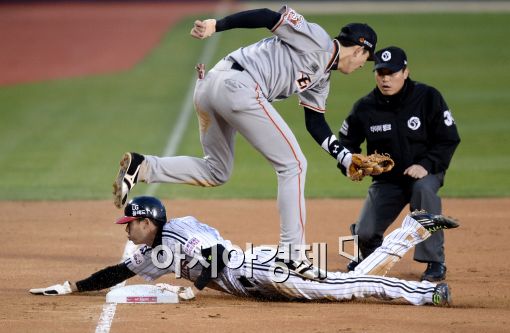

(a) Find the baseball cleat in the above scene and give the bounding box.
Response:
[421,262,447,282]
[432,282,451,306]
[113,152,145,208]
[410,210,459,233]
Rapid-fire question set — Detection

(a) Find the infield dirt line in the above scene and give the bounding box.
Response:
[94,4,229,333]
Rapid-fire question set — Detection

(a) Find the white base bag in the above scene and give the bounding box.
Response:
[106,284,194,304]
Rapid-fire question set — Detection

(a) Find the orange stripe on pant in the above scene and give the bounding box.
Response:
[254,84,305,244]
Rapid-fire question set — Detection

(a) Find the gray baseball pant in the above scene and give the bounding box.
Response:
[143,59,307,259]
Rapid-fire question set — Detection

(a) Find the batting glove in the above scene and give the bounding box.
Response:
[30,281,73,296]
[155,283,195,300]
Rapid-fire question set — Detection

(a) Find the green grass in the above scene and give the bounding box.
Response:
[1,13,509,200]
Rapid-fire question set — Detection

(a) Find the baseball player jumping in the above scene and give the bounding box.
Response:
[31,196,458,306]
[113,6,378,280]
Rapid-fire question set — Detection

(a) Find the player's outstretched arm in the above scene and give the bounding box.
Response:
[30,263,136,296]
[190,8,281,39]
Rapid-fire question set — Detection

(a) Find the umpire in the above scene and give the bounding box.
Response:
[339,46,460,281]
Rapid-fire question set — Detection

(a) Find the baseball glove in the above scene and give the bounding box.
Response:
[348,152,395,181]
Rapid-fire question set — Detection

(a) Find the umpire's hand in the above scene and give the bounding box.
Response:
[404,164,428,179]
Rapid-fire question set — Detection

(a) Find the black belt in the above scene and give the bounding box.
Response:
[231,61,244,71]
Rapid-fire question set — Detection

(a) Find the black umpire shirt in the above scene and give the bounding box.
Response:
[339,78,461,182]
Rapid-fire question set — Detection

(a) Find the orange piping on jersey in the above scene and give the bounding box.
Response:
[271,6,289,32]
[299,101,326,113]
[255,84,305,243]
[325,39,340,73]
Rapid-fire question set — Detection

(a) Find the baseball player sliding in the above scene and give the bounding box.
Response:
[113,6,384,280]
[31,196,458,306]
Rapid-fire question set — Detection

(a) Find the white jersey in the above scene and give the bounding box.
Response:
[228,6,337,112]
[125,215,440,305]
[124,216,249,296]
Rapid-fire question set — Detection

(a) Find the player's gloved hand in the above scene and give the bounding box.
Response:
[337,151,363,181]
[348,153,395,181]
[29,281,73,296]
[190,19,216,39]
[155,283,195,300]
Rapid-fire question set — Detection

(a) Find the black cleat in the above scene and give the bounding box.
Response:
[432,282,451,306]
[410,210,459,233]
[421,262,447,281]
[346,259,360,272]
[113,152,145,208]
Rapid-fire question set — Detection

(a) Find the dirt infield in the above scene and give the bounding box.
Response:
[1,198,509,333]
[1,2,509,332]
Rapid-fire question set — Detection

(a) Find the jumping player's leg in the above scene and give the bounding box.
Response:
[142,66,237,187]
[354,214,431,276]
[212,68,307,260]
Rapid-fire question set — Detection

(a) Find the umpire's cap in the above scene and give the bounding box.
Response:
[115,196,167,227]
[374,46,408,72]
[336,23,377,60]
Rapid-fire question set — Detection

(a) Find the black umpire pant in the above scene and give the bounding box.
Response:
[353,172,445,263]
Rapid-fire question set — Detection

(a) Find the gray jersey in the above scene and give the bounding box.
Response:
[228,6,337,111]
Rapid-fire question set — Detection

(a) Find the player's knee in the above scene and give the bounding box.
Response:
[411,180,438,200]
[209,168,231,186]
[276,157,307,177]
[203,158,233,186]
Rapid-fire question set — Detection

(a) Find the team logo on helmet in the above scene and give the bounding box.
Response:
[381,51,391,62]
[358,37,373,49]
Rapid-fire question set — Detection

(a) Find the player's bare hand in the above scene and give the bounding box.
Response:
[403,164,428,179]
[190,19,216,39]
[29,281,75,296]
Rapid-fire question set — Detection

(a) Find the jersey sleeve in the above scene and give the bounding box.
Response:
[298,77,330,112]
[124,245,170,281]
[419,88,461,173]
[271,6,331,53]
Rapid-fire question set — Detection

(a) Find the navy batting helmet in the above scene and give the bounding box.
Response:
[115,196,167,227]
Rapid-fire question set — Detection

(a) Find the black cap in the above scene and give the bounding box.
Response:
[337,23,377,60]
[116,196,167,227]
[374,46,408,72]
